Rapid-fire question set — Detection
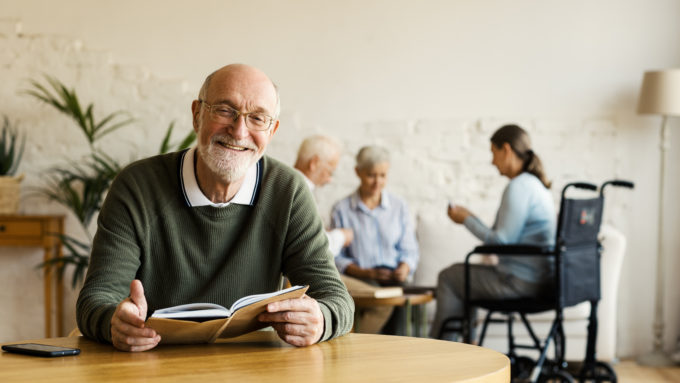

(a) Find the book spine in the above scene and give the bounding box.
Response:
[210,317,234,343]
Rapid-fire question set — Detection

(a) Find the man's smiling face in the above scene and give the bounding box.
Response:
[193,65,279,183]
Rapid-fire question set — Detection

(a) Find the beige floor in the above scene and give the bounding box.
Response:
[614,360,680,383]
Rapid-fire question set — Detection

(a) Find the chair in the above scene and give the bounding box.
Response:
[440,179,633,383]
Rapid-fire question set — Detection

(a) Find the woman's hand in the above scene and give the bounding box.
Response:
[370,267,394,283]
[447,205,472,224]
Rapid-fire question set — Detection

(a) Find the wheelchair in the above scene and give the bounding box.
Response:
[438,179,633,383]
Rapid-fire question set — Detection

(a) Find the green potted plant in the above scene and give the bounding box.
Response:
[25,75,195,288]
[0,115,26,214]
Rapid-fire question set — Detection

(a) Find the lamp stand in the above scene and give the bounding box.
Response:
[637,116,674,366]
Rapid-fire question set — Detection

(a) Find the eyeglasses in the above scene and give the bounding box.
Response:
[198,99,275,131]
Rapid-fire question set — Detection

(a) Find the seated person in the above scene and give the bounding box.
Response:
[331,145,419,333]
[294,135,353,255]
[430,124,556,340]
[76,64,353,351]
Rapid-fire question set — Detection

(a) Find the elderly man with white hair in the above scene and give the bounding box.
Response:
[77,64,354,351]
[294,135,354,255]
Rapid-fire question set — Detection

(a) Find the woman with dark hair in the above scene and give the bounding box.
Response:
[431,124,556,340]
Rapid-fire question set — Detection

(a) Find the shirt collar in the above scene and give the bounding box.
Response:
[349,189,390,212]
[179,147,260,207]
[296,169,316,192]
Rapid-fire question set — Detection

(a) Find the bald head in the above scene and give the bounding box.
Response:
[198,64,280,117]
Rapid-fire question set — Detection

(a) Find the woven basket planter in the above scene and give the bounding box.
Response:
[0,175,23,214]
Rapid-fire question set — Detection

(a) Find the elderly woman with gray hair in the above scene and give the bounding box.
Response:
[330,145,419,334]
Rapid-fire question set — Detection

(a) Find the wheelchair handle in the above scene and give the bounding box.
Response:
[600,179,634,197]
[570,182,598,191]
[561,182,597,199]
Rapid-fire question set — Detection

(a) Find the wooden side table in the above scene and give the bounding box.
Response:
[352,291,434,336]
[0,215,65,337]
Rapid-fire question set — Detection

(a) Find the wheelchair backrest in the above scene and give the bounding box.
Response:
[556,195,604,307]
[558,197,603,247]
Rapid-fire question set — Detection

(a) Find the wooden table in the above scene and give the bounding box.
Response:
[0,215,64,337]
[0,332,510,382]
[352,292,434,336]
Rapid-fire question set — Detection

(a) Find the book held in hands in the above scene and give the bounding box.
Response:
[146,285,308,344]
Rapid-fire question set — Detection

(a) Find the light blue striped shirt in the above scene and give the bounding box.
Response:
[331,190,419,275]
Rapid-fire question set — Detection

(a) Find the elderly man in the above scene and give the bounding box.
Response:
[76,64,354,351]
[293,135,353,255]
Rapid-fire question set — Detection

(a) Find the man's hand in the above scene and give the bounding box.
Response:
[110,280,160,352]
[340,228,354,247]
[392,262,410,282]
[258,294,324,347]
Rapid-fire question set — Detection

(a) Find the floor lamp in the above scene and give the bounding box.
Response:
[637,69,680,366]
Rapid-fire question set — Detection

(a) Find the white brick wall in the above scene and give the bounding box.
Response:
[0,25,196,341]
[0,0,678,359]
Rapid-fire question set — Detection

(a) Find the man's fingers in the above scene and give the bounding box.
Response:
[112,317,157,338]
[271,324,309,347]
[260,295,324,347]
[113,332,160,347]
[266,296,313,313]
[270,323,319,347]
[259,309,309,324]
[112,334,161,352]
[115,299,146,327]
[129,279,148,318]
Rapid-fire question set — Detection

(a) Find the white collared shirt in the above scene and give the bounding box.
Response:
[295,168,346,256]
[179,147,260,207]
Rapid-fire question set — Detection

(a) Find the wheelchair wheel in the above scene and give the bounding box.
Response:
[578,361,617,383]
[538,370,575,383]
[510,355,535,381]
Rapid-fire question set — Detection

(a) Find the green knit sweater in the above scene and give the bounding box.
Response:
[76,151,354,344]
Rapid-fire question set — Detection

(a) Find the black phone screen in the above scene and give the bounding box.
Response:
[2,343,81,357]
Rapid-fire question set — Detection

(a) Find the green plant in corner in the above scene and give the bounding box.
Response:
[159,120,196,154]
[0,116,27,215]
[24,75,133,149]
[25,76,196,288]
[0,115,26,176]
[25,76,131,288]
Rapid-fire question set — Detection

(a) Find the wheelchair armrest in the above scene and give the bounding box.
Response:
[465,245,553,264]
[470,244,552,255]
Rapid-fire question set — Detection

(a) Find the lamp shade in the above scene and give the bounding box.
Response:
[638,69,680,116]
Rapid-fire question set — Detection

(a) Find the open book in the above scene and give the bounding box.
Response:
[146,285,308,344]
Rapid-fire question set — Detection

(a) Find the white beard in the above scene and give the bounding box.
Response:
[197,135,261,183]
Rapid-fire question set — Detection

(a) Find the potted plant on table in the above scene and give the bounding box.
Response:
[0,115,26,214]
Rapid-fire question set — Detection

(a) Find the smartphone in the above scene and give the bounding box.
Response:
[2,343,80,357]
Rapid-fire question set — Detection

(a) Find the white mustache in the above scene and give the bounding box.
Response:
[210,135,257,151]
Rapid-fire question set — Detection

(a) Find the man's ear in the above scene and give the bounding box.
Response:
[191,100,201,133]
[308,155,320,172]
[269,120,280,137]
[355,167,360,177]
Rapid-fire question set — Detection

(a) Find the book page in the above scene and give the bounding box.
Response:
[152,303,230,319]
[230,285,306,312]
